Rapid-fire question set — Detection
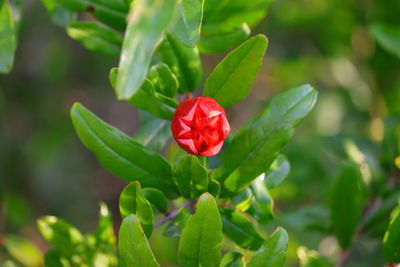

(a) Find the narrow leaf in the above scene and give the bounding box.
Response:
[214,84,317,193]
[219,251,245,267]
[330,163,364,249]
[369,23,400,58]
[70,103,178,198]
[203,35,268,108]
[170,0,204,47]
[119,182,154,237]
[178,193,223,267]
[220,208,264,250]
[118,214,159,267]
[247,227,288,267]
[250,174,274,223]
[66,21,122,56]
[265,154,291,189]
[3,235,43,267]
[383,203,400,263]
[115,0,177,100]
[0,0,16,73]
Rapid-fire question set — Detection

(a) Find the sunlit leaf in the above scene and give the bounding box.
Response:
[0,0,17,73]
[383,203,400,263]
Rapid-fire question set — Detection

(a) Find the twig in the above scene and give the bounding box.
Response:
[154,200,193,229]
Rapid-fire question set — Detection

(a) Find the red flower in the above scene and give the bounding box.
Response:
[171,97,231,156]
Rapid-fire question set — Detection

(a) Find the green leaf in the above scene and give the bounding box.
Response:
[214,84,317,193]
[133,111,172,152]
[170,0,204,47]
[148,63,179,98]
[95,202,115,245]
[199,23,250,54]
[3,235,43,267]
[178,193,223,267]
[203,35,268,108]
[41,0,75,27]
[115,0,177,100]
[265,154,291,189]
[220,208,264,250]
[383,203,400,263]
[119,182,154,238]
[118,214,159,267]
[208,179,221,198]
[173,155,209,199]
[164,207,190,237]
[0,0,16,73]
[232,188,253,212]
[37,216,84,257]
[247,227,288,267]
[250,174,274,223]
[219,251,245,267]
[369,23,400,58]
[142,188,168,213]
[297,247,331,267]
[66,21,122,56]
[70,103,178,198]
[157,34,202,93]
[56,0,129,31]
[330,163,364,249]
[44,250,71,267]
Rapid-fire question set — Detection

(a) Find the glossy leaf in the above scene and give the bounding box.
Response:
[219,251,245,267]
[70,103,178,198]
[171,0,204,47]
[203,35,268,108]
[383,204,400,263]
[66,21,122,56]
[37,216,84,256]
[232,188,253,212]
[199,23,250,54]
[247,227,288,267]
[142,188,168,213]
[0,0,16,73]
[330,163,364,249]
[214,84,318,193]
[164,207,190,237]
[250,174,274,223]
[95,202,115,245]
[41,0,74,27]
[115,0,177,100]
[173,155,209,199]
[3,235,43,267]
[119,182,154,237]
[220,208,263,250]
[369,23,400,58]
[56,0,129,31]
[133,110,172,152]
[265,154,291,189]
[148,63,179,98]
[178,193,223,267]
[118,214,159,267]
[157,34,202,93]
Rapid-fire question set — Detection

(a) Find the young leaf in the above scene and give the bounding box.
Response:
[157,34,202,93]
[265,154,291,189]
[199,23,250,54]
[56,0,129,31]
[133,110,172,152]
[170,0,204,47]
[203,35,268,108]
[250,174,274,223]
[219,251,245,267]
[142,188,168,213]
[41,0,75,27]
[178,193,223,267]
[119,182,154,238]
[247,227,289,267]
[115,0,177,100]
[3,235,43,267]
[37,216,84,257]
[173,155,209,199]
[220,208,264,250]
[383,204,400,263]
[0,0,16,73]
[369,23,400,58]
[330,163,364,249]
[95,202,115,245]
[148,63,179,98]
[214,84,317,193]
[66,21,122,56]
[118,214,159,267]
[70,103,178,198]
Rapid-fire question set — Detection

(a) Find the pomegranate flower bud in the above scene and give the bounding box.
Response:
[171,97,231,157]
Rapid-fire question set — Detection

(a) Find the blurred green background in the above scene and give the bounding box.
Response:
[1,0,400,266]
